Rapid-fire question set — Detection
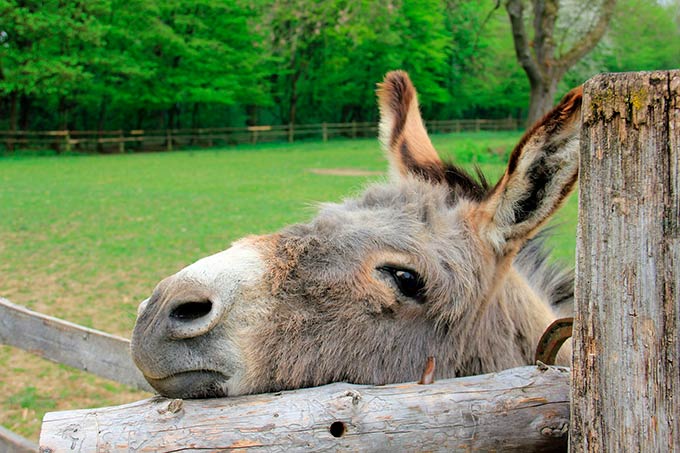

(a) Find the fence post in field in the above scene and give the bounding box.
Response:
[5,132,15,152]
[63,130,71,153]
[195,128,202,146]
[166,129,173,151]
[570,70,680,451]
[352,120,357,139]
[322,122,328,142]
[118,130,125,153]
[288,122,294,143]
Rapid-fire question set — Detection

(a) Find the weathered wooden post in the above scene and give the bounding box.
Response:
[571,70,679,451]
[166,129,173,151]
[118,130,125,153]
[63,130,71,153]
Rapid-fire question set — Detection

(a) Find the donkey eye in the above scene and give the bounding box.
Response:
[378,266,426,302]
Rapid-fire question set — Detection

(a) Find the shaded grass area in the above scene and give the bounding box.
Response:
[0,131,577,440]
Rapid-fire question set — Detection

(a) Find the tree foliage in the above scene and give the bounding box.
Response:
[0,0,676,133]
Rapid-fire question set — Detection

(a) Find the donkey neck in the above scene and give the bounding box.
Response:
[451,266,560,376]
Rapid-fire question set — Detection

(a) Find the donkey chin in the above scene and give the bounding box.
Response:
[145,371,232,399]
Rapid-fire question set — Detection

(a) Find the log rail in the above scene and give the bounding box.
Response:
[39,365,570,452]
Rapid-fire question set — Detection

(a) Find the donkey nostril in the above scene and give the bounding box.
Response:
[170,300,213,321]
[166,298,222,340]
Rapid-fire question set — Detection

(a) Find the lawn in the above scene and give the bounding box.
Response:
[0,131,578,441]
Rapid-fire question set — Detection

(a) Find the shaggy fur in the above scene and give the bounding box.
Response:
[242,179,573,394]
[131,71,581,399]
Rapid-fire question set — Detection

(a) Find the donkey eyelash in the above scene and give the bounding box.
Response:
[377,266,427,303]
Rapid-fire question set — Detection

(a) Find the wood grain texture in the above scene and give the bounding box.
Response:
[40,365,570,452]
[571,70,680,452]
[0,297,152,392]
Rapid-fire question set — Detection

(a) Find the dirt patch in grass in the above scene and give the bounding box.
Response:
[308,168,383,177]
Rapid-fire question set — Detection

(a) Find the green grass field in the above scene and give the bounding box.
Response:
[0,131,578,441]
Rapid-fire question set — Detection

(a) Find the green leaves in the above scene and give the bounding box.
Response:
[0,0,676,132]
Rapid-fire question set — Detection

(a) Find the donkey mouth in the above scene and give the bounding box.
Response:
[145,370,231,399]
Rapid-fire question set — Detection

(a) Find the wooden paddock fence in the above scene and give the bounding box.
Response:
[0,118,521,153]
[0,70,677,452]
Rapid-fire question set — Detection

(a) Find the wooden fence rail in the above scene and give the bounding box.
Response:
[0,297,151,392]
[0,118,521,153]
[0,297,153,452]
[39,365,570,452]
[0,425,36,453]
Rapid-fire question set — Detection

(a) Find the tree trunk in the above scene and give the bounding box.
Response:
[190,103,200,145]
[18,94,30,130]
[288,69,301,126]
[167,106,175,130]
[505,0,616,126]
[8,91,18,131]
[58,97,68,130]
[245,104,258,126]
[136,108,145,130]
[96,98,107,153]
[134,109,146,151]
[191,102,200,130]
[6,91,17,151]
[571,70,680,452]
[55,97,69,154]
[527,75,560,125]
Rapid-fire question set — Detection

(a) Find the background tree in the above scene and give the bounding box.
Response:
[0,0,676,138]
[504,0,616,124]
[560,0,680,99]
[0,0,108,131]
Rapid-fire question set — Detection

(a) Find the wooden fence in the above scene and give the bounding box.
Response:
[0,70,677,452]
[0,118,521,153]
[0,297,152,453]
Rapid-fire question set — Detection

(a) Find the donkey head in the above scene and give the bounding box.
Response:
[131,71,582,398]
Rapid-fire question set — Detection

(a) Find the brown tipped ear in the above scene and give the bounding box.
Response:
[477,86,583,255]
[377,71,443,180]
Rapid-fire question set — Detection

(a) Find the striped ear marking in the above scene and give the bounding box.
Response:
[377,71,443,180]
[479,86,583,255]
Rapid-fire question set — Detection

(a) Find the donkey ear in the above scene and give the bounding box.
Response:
[477,86,583,256]
[377,71,443,180]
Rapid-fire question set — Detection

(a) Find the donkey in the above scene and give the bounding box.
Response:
[131,71,582,399]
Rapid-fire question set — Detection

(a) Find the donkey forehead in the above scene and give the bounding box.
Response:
[285,180,477,263]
